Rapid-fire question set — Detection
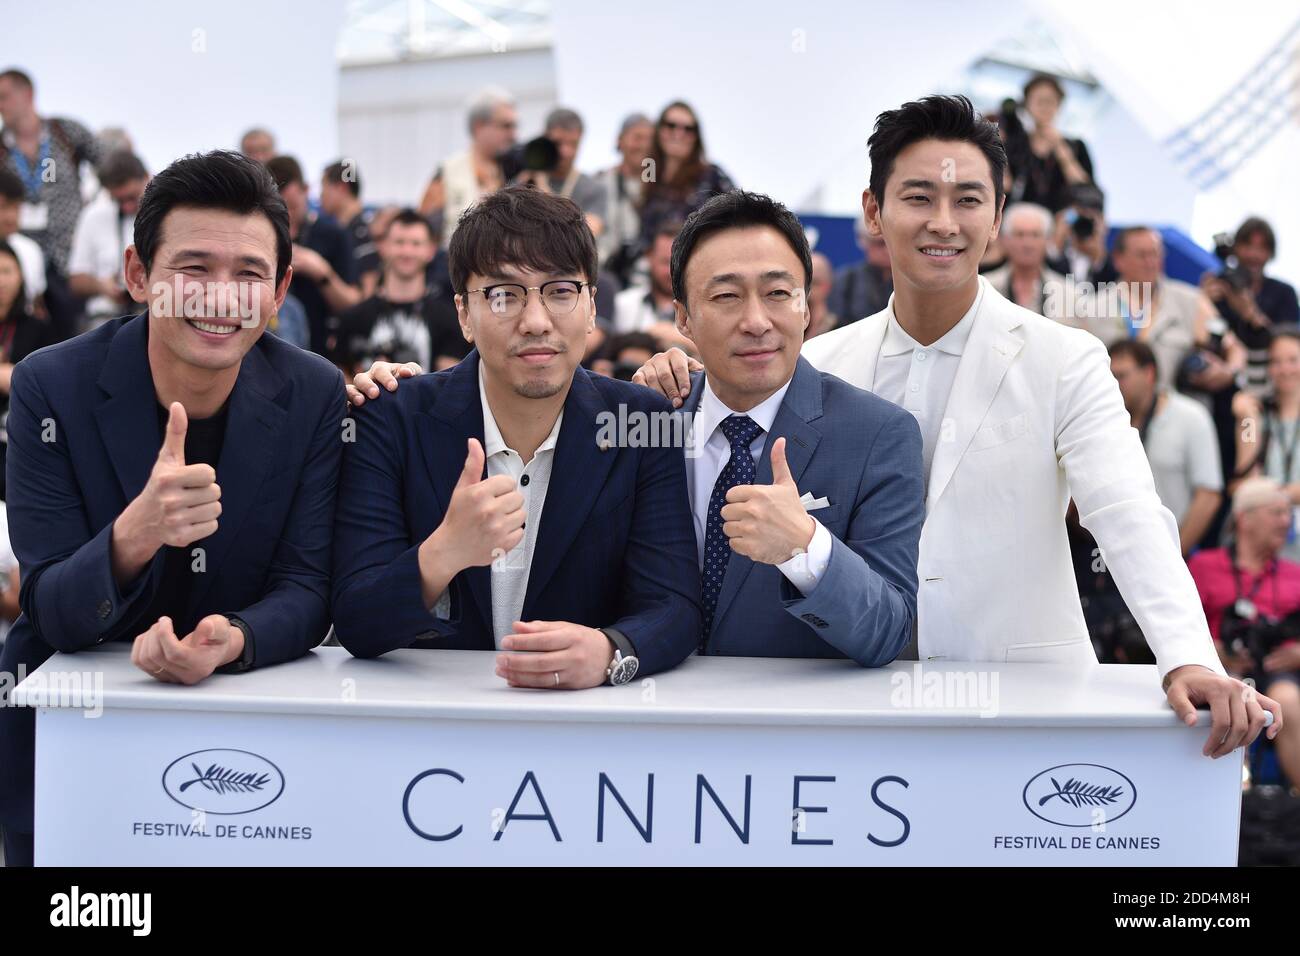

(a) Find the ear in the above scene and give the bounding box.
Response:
[455,293,473,343]
[862,189,884,238]
[122,245,151,305]
[990,194,1006,244]
[272,265,292,318]
[673,298,695,343]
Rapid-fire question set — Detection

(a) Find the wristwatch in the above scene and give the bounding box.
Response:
[600,627,639,686]
[219,615,255,674]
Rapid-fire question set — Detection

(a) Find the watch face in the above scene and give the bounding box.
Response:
[610,655,639,685]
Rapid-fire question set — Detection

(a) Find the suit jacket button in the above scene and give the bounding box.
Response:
[801,613,816,624]
[97,600,112,620]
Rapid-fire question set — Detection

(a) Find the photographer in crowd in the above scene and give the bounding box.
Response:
[1203,217,1300,397]
[1190,477,1300,789]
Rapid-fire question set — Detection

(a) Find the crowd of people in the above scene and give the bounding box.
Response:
[0,58,1297,829]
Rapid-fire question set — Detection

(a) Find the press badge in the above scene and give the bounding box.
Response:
[19,202,47,231]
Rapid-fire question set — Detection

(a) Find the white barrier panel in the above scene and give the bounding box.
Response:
[17,646,1241,865]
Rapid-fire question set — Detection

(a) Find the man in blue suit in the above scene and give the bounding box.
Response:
[331,185,700,688]
[638,190,924,663]
[0,151,345,865]
[350,190,922,665]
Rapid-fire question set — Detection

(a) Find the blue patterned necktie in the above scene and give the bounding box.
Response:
[700,414,763,645]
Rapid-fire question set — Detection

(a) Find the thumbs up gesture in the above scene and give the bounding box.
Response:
[719,437,816,565]
[126,402,223,550]
[419,438,526,598]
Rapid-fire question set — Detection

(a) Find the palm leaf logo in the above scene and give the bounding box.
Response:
[1037,776,1124,808]
[178,762,271,795]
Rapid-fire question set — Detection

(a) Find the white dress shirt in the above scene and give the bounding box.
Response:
[478,364,563,646]
[687,377,832,595]
[872,281,983,482]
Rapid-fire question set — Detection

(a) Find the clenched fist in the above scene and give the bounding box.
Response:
[131,614,244,685]
[110,402,222,586]
[418,438,526,607]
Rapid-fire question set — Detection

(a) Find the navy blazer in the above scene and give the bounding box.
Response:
[686,356,924,664]
[331,351,702,676]
[0,314,345,834]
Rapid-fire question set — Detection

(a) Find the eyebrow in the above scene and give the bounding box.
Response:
[705,270,799,286]
[897,178,990,193]
[168,249,274,272]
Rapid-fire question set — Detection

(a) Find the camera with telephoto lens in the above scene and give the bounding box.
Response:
[1221,603,1300,668]
[1213,231,1252,292]
[497,136,561,182]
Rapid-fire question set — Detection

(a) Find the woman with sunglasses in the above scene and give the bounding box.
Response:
[639,101,735,251]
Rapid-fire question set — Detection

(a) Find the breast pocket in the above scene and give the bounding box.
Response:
[967,412,1029,453]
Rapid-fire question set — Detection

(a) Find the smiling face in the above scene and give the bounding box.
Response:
[456,264,592,400]
[1268,335,1300,399]
[382,219,435,281]
[126,206,288,372]
[865,138,1001,298]
[675,225,809,411]
[659,105,699,162]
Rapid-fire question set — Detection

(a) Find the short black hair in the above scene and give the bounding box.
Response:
[0,168,23,203]
[133,150,291,284]
[323,159,361,199]
[265,155,305,192]
[0,69,33,92]
[1235,216,1276,258]
[1113,225,1157,256]
[98,151,148,190]
[386,207,436,242]
[1108,338,1158,375]
[448,183,597,295]
[867,94,1007,212]
[669,189,812,305]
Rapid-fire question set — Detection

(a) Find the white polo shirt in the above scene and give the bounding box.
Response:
[478,363,563,646]
[872,281,983,483]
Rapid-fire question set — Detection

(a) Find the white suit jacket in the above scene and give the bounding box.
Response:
[801,277,1224,680]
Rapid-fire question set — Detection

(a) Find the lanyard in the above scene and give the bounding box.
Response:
[1231,548,1277,609]
[9,134,50,201]
[1118,284,1156,340]
[1270,413,1300,484]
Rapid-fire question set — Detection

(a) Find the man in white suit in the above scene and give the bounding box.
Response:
[631,94,1282,759]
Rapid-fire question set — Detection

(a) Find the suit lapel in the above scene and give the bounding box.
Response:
[188,342,287,612]
[522,367,616,609]
[709,357,823,636]
[926,282,1025,507]
[418,352,493,633]
[94,315,161,507]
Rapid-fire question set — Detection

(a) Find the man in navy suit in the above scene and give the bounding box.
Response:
[350,191,922,665]
[657,190,923,662]
[331,185,700,688]
[0,151,345,865]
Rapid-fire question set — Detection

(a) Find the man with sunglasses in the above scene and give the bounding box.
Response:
[331,185,701,688]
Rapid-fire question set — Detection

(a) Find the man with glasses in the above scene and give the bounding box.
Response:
[331,184,701,689]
